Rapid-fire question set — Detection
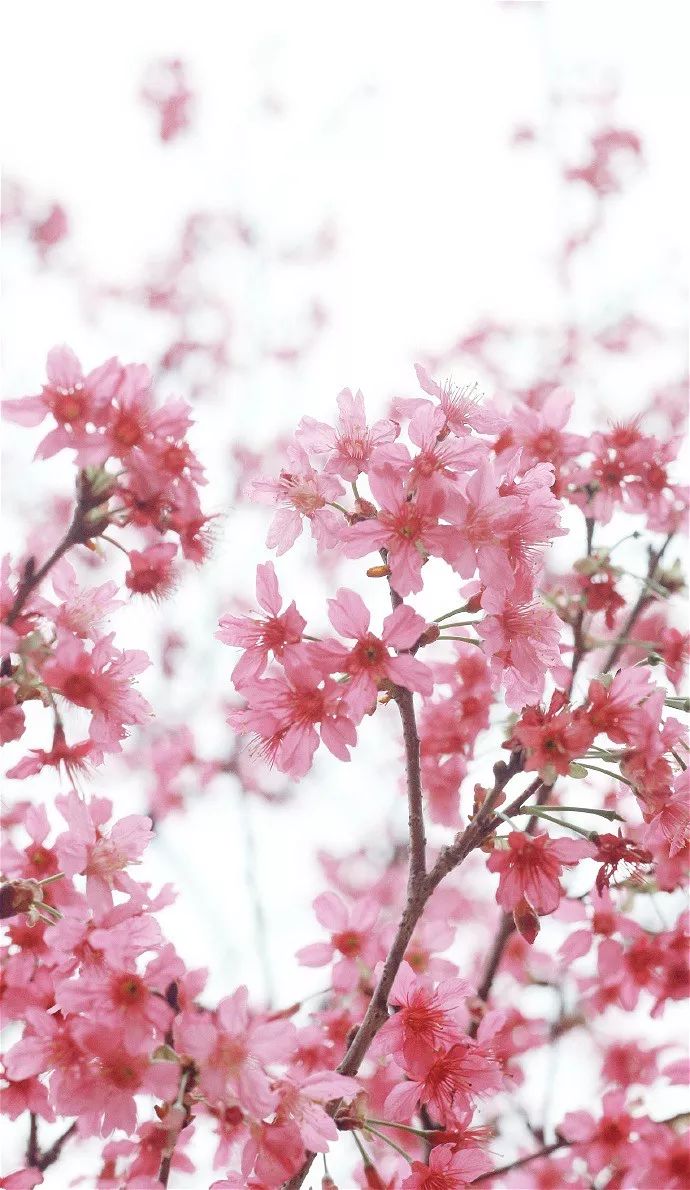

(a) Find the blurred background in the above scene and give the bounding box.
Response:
[2,2,688,1184]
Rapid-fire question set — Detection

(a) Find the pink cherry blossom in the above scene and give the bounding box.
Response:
[402,1143,493,1189]
[370,962,472,1067]
[315,588,432,720]
[343,465,454,596]
[217,562,306,686]
[487,832,595,918]
[296,387,399,480]
[297,891,380,991]
[252,442,345,555]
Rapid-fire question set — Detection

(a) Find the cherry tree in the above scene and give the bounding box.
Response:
[1,17,688,1190]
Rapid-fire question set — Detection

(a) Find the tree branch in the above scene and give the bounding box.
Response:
[470,1137,567,1182]
[601,532,674,674]
[396,687,427,886]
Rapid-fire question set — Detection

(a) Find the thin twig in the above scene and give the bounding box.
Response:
[601,533,673,673]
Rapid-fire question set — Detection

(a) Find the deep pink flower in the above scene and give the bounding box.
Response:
[125,542,178,599]
[41,633,152,750]
[343,465,454,596]
[487,832,595,918]
[402,1143,493,1189]
[369,961,472,1067]
[384,1038,502,1125]
[217,562,306,686]
[315,588,432,720]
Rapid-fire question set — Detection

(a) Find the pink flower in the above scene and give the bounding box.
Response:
[56,963,173,1052]
[54,791,153,914]
[176,986,296,1118]
[42,633,152,750]
[273,1069,359,1151]
[72,1023,178,1136]
[410,364,499,436]
[50,561,122,640]
[478,588,564,711]
[642,769,690,858]
[370,962,472,1067]
[230,652,357,779]
[296,387,399,481]
[343,465,454,596]
[217,562,306,686]
[374,404,485,495]
[125,542,178,599]
[384,1038,502,1125]
[252,442,344,555]
[560,1090,637,1175]
[487,832,595,919]
[315,588,432,720]
[296,891,380,991]
[444,461,518,588]
[4,1010,94,1118]
[2,346,121,462]
[402,1143,493,1189]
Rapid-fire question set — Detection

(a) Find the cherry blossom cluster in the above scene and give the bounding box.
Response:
[2,63,689,1190]
[1,346,209,768]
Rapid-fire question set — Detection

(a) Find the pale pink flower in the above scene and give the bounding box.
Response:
[2,345,121,462]
[443,458,523,588]
[296,387,398,480]
[252,442,344,554]
[176,986,296,1118]
[273,1069,359,1151]
[50,561,122,640]
[296,891,380,991]
[478,587,564,711]
[54,791,153,914]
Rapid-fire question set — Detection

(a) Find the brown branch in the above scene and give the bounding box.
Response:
[567,515,595,695]
[601,532,673,674]
[2,469,115,638]
[26,1112,39,1168]
[470,1137,567,1182]
[36,1121,77,1172]
[396,688,427,886]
